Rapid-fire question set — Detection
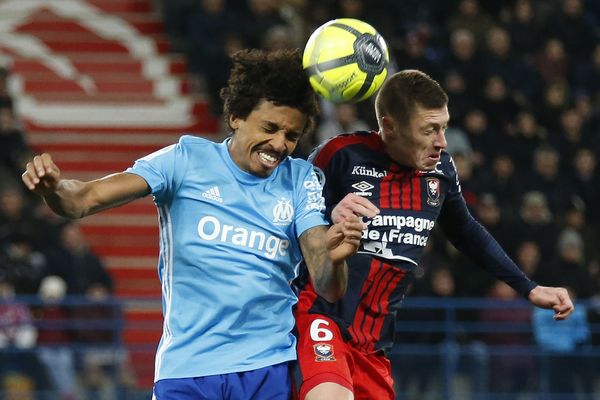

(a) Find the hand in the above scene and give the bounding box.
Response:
[528,285,574,321]
[327,215,364,264]
[22,154,61,196]
[331,193,379,224]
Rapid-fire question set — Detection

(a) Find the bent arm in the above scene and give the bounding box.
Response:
[45,173,150,218]
[299,225,348,303]
[438,196,537,297]
[22,153,150,219]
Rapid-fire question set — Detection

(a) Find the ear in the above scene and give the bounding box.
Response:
[229,115,240,131]
[380,116,395,136]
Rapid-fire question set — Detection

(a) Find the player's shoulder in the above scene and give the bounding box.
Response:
[178,134,219,148]
[310,130,381,166]
[282,156,318,178]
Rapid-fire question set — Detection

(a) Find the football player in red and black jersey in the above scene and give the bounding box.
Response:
[293,69,574,400]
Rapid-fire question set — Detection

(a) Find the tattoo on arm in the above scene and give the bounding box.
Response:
[300,226,346,302]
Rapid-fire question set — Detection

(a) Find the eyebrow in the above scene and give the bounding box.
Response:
[264,121,303,137]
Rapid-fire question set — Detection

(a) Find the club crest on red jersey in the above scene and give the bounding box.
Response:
[313,343,336,361]
[425,177,441,207]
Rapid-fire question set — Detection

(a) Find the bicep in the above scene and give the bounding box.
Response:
[84,172,150,215]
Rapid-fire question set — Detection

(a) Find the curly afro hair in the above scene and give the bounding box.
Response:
[220,48,319,134]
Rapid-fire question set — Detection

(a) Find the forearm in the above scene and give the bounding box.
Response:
[43,173,149,219]
[440,199,537,297]
[300,226,347,302]
[43,179,93,219]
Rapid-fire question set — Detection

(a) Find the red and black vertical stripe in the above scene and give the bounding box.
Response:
[348,259,407,352]
[379,167,422,211]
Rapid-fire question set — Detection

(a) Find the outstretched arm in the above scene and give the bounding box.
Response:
[22,153,150,219]
[528,285,574,321]
[300,215,364,302]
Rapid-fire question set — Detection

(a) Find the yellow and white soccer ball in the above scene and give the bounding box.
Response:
[303,18,389,103]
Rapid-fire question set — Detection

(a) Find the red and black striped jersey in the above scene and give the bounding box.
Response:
[296,130,536,352]
[312,130,459,268]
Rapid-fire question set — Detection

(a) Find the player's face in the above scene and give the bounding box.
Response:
[228,100,306,177]
[382,104,449,170]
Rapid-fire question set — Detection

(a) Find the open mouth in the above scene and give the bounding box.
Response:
[257,151,280,168]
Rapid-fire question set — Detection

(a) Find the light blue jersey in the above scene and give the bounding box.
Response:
[126,135,327,382]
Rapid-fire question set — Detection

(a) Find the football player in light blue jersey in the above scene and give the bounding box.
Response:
[21,49,365,400]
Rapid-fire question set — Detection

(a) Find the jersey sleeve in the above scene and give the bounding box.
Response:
[308,142,345,222]
[125,139,186,205]
[439,192,537,297]
[293,163,329,237]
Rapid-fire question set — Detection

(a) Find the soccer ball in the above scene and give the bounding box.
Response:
[303,18,389,103]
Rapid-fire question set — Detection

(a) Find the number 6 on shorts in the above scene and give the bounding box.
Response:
[310,318,334,341]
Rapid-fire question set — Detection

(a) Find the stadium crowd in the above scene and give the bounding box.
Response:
[158,0,600,395]
[159,0,600,300]
[0,0,599,398]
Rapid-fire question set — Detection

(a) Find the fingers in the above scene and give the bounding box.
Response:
[22,154,59,191]
[332,194,380,224]
[341,215,365,241]
[344,193,380,217]
[553,289,575,321]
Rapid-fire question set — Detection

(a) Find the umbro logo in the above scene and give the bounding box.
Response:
[352,181,374,197]
[202,186,223,203]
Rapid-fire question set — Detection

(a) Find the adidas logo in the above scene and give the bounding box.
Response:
[202,186,223,203]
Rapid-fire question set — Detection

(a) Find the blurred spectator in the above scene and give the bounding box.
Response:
[551,107,592,170]
[544,0,598,61]
[48,224,113,296]
[561,197,599,268]
[473,193,516,256]
[0,232,47,295]
[335,0,368,20]
[442,28,484,97]
[513,191,559,260]
[505,0,544,58]
[394,30,441,80]
[444,126,473,159]
[480,281,534,393]
[261,24,295,50]
[315,103,369,144]
[236,0,287,49]
[545,229,595,299]
[482,25,540,102]
[0,278,52,395]
[441,69,473,124]
[393,265,460,399]
[0,99,31,180]
[535,79,572,132]
[508,110,548,170]
[514,240,546,284]
[186,0,245,113]
[479,75,520,135]
[446,0,495,47]
[34,276,78,400]
[533,287,594,398]
[158,0,197,48]
[570,148,599,222]
[459,109,499,167]
[72,287,135,400]
[0,183,40,246]
[451,152,478,209]
[573,43,600,106]
[477,154,521,218]
[522,145,575,216]
[534,38,571,85]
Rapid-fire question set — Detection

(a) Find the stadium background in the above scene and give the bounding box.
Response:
[0,0,598,398]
